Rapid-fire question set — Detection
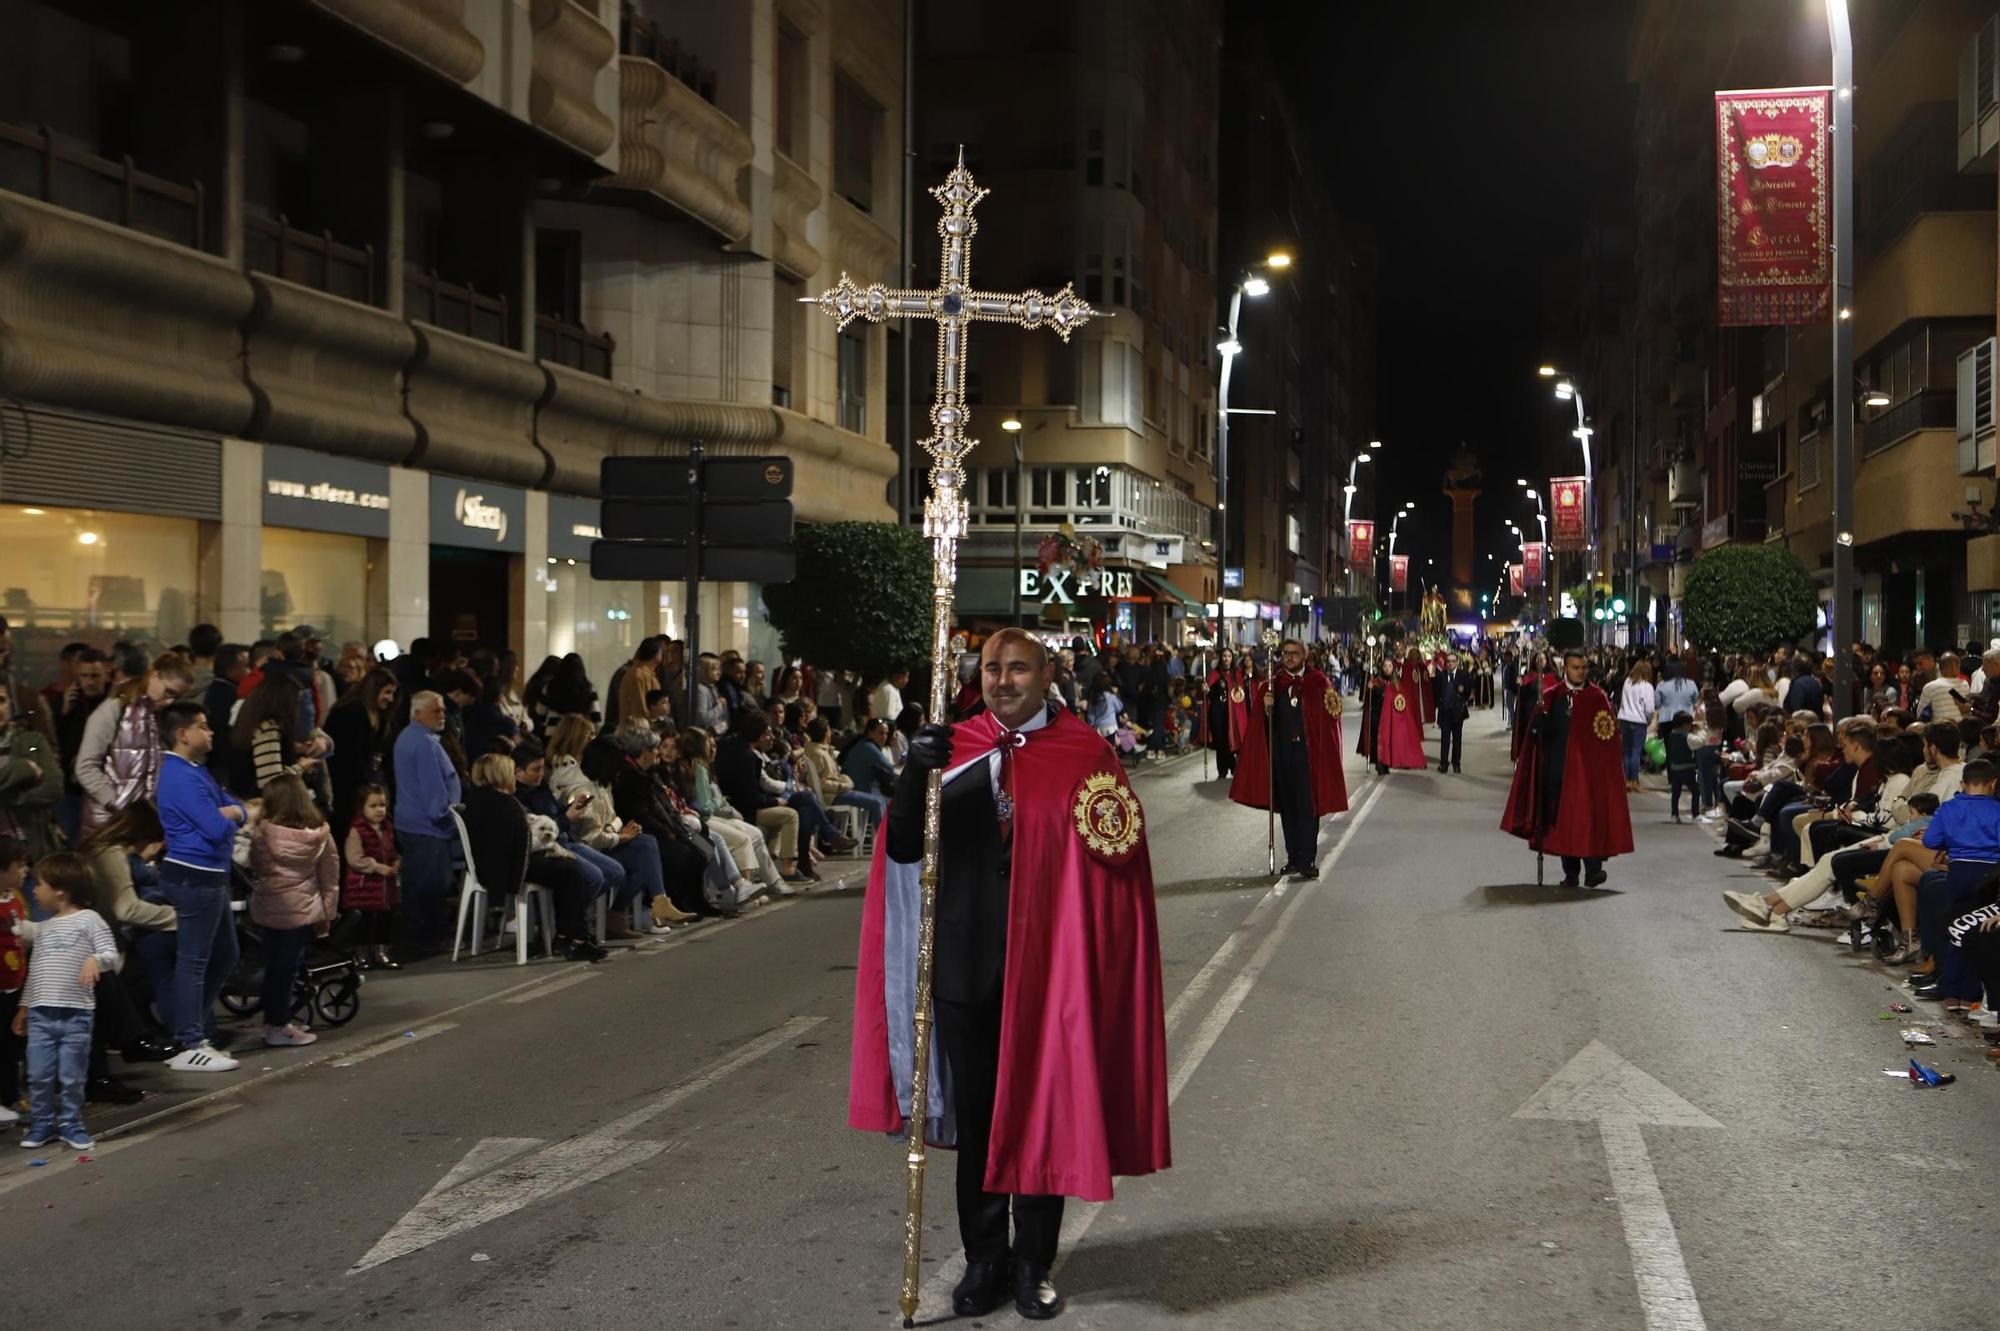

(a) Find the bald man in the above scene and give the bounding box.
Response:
[851,627,1170,1320]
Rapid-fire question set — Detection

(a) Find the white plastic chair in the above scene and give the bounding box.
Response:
[827,803,867,855]
[449,807,555,964]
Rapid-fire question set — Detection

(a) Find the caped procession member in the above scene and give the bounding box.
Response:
[1230,638,1348,879]
[849,629,1170,1321]
[1204,647,1250,780]
[1501,623,1634,887]
[1357,654,1428,774]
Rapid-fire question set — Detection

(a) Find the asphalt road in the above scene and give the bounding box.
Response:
[6,704,1998,1330]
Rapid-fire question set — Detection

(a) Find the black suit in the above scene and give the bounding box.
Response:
[1436,668,1474,772]
[887,727,1064,1268]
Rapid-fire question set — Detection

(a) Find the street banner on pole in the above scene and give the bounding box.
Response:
[1509,563,1525,597]
[1715,87,1832,327]
[1389,554,1408,593]
[1348,519,1374,569]
[1523,541,1546,588]
[1551,477,1588,552]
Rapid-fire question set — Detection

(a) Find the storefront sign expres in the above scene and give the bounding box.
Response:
[261,444,391,539]
[430,476,525,553]
[1017,568,1137,604]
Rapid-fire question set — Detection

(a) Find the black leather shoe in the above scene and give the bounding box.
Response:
[1558,876,1580,890]
[1289,864,1318,882]
[121,1036,179,1064]
[1013,1259,1063,1320]
[1585,869,1608,888]
[85,1076,145,1105]
[951,1259,1009,1317]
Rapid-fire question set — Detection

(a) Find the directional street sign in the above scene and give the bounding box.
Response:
[588,542,796,584]
[599,496,795,545]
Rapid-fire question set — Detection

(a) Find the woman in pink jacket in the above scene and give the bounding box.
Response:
[249,775,338,1049]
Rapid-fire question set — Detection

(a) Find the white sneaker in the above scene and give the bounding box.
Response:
[263,1024,317,1048]
[166,1042,239,1072]
[1722,889,1773,926]
[644,923,673,936]
[736,878,770,906]
[0,1105,18,1125]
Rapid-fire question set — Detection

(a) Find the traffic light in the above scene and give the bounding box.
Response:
[1612,596,1627,616]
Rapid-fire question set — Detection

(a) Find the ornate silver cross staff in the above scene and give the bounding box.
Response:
[805,148,1099,1326]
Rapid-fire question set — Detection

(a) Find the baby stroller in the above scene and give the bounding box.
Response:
[219,904,366,1029]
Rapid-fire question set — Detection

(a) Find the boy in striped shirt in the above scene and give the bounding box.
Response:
[9,852,119,1150]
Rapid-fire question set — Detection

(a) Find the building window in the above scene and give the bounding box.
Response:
[776,20,808,161]
[835,72,882,213]
[1084,127,1104,186]
[1083,251,1103,305]
[838,326,867,433]
[773,274,802,408]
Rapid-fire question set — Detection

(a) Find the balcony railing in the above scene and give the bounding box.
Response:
[1863,388,1955,456]
[619,5,717,103]
[0,120,204,249]
[404,265,510,349]
[535,313,614,378]
[244,215,375,305]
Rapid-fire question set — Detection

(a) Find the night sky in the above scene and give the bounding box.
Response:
[1276,0,1636,595]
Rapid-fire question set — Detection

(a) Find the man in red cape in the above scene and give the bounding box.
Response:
[849,628,1169,1320]
[1502,629,1634,887]
[1230,638,1348,878]
[1402,646,1437,726]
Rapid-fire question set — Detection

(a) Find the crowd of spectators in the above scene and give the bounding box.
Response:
[0,611,1305,1138]
[1506,637,2000,1055]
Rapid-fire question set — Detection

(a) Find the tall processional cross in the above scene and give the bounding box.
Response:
[801,148,1101,1325]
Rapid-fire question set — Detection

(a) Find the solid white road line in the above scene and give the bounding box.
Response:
[916,776,1390,1317]
[502,970,600,1003]
[330,1022,462,1067]
[0,1102,243,1196]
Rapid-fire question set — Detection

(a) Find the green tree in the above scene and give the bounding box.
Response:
[761,521,930,679]
[1681,543,1818,653]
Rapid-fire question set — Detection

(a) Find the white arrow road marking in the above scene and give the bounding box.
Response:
[915,777,1391,1320]
[1514,1041,1721,1331]
[349,1015,825,1273]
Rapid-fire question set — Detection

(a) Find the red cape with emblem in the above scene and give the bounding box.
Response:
[1501,679,1635,858]
[847,707,1171,1202]
[1202,667,1251,751]
[1401,654,1437,725]
[1228,666,1349,816]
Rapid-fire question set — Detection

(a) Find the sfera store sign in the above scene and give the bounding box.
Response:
[261,444,391,539]
[430,475,526,553]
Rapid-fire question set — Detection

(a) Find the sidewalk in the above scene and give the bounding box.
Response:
[8,855,873,1154]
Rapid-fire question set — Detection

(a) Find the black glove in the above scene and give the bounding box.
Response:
[905,723,955,773]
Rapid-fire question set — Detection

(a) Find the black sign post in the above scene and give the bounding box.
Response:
[591,442,796,723]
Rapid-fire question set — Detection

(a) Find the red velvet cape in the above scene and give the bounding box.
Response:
[1402,655,1437,726]
[1501,681,1635,858]
[1203,667,1251,752]
[1228,667,1349,816]
[848,708,1171,1202]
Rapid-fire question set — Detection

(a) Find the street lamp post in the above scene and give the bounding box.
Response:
[1214,251,1289,646]
[1004,417,1025,625]
[1828,0,1856,719]
[1343,447,1375,637]
[1518,478,1548,627]
[1539,365,1597,632]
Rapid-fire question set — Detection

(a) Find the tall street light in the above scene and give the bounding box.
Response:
[1343,451,1373,636]
[1003,416,1025,625]
[1518,478,1549,626]
[1828,0,1856,718]
[1215,249,1292,641]
[1539,364,1597,628]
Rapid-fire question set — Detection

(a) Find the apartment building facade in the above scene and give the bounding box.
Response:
[0,0,902,687]
[909,0,1223,646]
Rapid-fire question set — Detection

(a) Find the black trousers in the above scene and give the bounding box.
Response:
[935,994,1063,1267]
[1273,739,1317,870]
[1438,718,1464,771]
[1831,847,1890,899]
[1561,856,1604,881]
[1807,820,1876,863]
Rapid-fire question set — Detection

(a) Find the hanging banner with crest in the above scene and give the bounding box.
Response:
[1715,87,1832,327]
[1550,477,1588,552]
